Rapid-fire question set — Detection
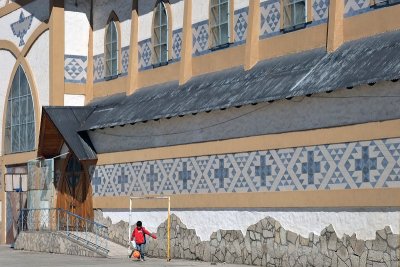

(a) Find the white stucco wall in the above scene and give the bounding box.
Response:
[93,0,132,55]
[64,94,85,106]
[26,30,49,107]
[138,0,156,41]
[170,0,184,30]
[234,0,249,10]
[104,209,400,241]
[0,50,16,156]
[192,0,209,24]
[0,0,7,8]
[65,0,90,56]
[0,0,49,51]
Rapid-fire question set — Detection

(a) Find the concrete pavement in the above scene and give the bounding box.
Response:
[0,245,245,267]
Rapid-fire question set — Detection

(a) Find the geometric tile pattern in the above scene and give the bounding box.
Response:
[91,138,400,197]
[260,0,281,38]
[64,55,87,83]
[344,0,371,17]
[93,54,105,83]
[192,21,209,57]
[234,7,249,44]
[121,46,130,76]
[313,0,330,21]
[138,39,152,71]
[10,11,33,47]
[172,29,183,61]
[259,0,330,39]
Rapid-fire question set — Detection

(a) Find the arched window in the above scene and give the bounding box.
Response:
[105,19,119,78]
[210,0,230,48]
[153,1,168,65]
[5,65,35,153]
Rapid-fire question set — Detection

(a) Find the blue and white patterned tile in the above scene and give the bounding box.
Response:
[192,21,209,56]
[260,0,281,39]
[121,46,130,76]
[313,0,330,22]
[234,7,249,44]
[64,55,87,83]
[344,0,371,17]
[138,39,152,71]
[10,11,33,47]
[93,54,105,83]
[91,138,400,197]
[172,29,183,61]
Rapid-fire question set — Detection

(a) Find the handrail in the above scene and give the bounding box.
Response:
[19,208,109,254]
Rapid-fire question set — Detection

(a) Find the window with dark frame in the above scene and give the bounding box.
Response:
[210,0,230,48]
[105,20,118,78]
[282,0,306,30]
[153,1,168,65]
[5,65,35,154]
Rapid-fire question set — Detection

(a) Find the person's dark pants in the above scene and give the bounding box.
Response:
[136,243,145,259]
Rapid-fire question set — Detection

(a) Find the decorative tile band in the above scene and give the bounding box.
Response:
[172,29,183,61]
[260,0,329,39]
[234,7,249,45]
[121,46,130,76]
[91,137,400,197]
[138,39,152,71]
[344,0,372,17]
[64,55,87,83]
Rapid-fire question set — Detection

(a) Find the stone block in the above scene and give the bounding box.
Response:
[368,250,384,262]
[388,235,400,250]
[287,231,298,245]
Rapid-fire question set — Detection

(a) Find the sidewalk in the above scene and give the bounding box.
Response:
[0,245,245,267]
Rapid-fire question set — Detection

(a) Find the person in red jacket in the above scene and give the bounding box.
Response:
[130,221,157,261]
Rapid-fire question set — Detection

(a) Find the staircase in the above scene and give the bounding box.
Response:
[17,208,128,258]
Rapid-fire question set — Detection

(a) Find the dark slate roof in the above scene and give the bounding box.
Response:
[79,30,400,131]
[44,107,97,161]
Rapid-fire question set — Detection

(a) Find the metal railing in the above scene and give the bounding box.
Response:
[20,208,109,254]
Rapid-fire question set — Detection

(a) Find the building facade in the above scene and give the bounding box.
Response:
[0,0,399,254]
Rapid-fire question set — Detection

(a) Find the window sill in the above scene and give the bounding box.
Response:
[152,61,169,69]
[210,43,231,51]
[104,74,119,81]
[371,0,400,9]
[281,22,309,33]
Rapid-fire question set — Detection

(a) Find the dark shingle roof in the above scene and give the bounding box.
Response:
[79,30,400,131]
[44,107,96,161]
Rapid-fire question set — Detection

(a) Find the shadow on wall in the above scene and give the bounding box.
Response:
[95,211,400,266]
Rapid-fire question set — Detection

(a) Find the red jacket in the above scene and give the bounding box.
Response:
[130,227,156,244]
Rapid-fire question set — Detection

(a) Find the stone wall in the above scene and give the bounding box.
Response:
[14,232,103,257]
[96,211,400,266]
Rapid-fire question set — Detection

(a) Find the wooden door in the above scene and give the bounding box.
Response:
[56,154,94,223]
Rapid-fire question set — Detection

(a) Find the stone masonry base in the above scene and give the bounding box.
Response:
[95,211,400,266]
[14,231,104,257]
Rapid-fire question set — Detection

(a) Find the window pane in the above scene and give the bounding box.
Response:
[211,26,220,46]
[210,7,219,27]
[161,6,167,26]
[27,122,35,151]
[154,27,161,45]
[211,0,219,6]
[28,95,34,123]
[20,123,27,152]
[161,25,167,44]
[283,5,292,27]
[220,23,229,44]
[6,100,11,128]
[154,9,160,27]
[220,2,229,24]
[111,44,118,60]
[20,96,28,124]
[20,70,29,96]
[10,69,19,99]
[12,99,20,126]
[161,44,168,63]
[112,58,118,75]
[294,2,306,25]
[12,125,20,152]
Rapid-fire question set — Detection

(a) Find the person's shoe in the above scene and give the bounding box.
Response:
[140,258,144,262]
